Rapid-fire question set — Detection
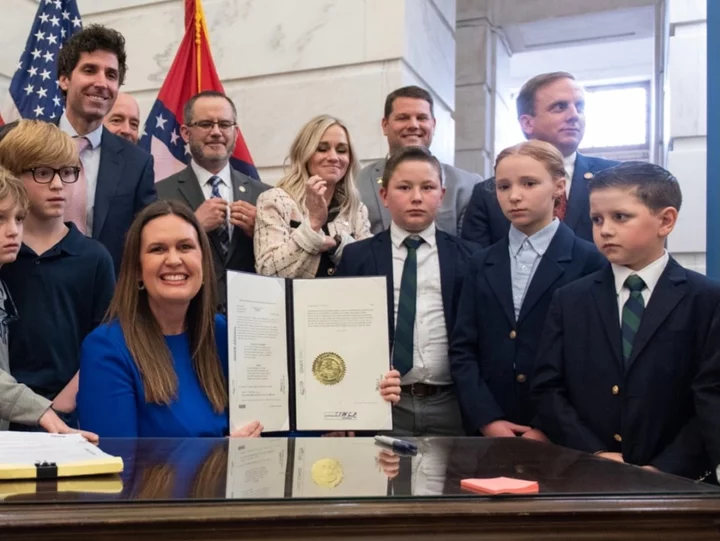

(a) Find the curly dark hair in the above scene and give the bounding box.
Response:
[57,24,128,95]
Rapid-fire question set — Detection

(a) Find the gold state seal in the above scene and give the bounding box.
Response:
[311,458,344,488]
[312,352,346,385]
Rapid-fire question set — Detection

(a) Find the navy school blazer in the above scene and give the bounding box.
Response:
[531,258,720,478]
[461,153,619,248]
[336,228,477,354]
[449,222,607,433]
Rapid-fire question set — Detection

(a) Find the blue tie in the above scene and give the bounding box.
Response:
[209,175,229,259]
[621,274,646,367]
[392,237,425,376]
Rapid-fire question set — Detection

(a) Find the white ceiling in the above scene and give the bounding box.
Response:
[502,5,656,53]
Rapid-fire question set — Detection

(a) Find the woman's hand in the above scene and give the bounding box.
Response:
[305,175,328,231]
[229,420,263,438]
[379,369,402,404]
[38,408,99,444]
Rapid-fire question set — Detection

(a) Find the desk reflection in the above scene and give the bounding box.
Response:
[0,437,717,503]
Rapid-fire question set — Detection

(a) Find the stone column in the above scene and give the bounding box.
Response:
[1,0,457,185]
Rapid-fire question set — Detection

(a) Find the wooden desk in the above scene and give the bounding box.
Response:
[2,437,719,540]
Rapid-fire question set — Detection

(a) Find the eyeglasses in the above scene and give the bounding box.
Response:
[187,120,237,131]
[23,166,81,184]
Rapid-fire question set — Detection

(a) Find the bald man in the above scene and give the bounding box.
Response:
[103,92,141,144]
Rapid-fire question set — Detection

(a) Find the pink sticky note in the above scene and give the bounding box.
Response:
[461,477,539,495]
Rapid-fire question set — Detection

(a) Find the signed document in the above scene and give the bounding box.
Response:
[227,271,391,432]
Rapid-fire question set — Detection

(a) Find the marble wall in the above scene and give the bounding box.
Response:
[665,0,707,273]
[1,0,457,184]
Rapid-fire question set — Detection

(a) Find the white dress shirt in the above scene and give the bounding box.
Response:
[411,438,449,496]
[390,221,451,385]
[508,218,560,319]
[611,250,669,325]
[59,113,103,236]
[563,151,577,197]
[191,159,233,236]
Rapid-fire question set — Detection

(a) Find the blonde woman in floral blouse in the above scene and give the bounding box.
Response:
[254,115,371,278]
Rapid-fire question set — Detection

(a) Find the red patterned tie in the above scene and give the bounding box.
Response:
[65,137,89,234]
[554,190,568,221]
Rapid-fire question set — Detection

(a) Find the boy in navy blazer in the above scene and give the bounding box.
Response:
[532,162,720,479]
[450,141,606,438]
[337,146,476,436]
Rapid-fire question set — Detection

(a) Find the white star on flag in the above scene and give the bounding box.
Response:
[24,84,34,95]
[62,10,70,20]
[44,51,54,62]
[39,13,50,24]
[47,35,58,46]
[156,114,168,130]
[50,16,60,27]
[54,0,62,9]
[27,66,38,77]
[31,48,42,60]
[34,30,45,41]
[53,96,62,107]
[71,16,81,28]
[170,130,180,145]
[40,69,51,80]
[37,87,48,98]
[184,144,191,155]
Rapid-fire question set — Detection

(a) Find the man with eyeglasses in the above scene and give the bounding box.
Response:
[56,25,156,272]
[156,91,269,312]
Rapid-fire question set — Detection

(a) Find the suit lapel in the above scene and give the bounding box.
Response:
[483,239,516,326]
[627,259,687,368]
[564,153,590,230]
[517,223,573,323]
[371,161,391,230]
[591,265,624,369]
[371,231,395,343]
[93,130,123,239]
[435,231,457,335]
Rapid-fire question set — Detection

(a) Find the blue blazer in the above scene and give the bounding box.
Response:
[460,154,619,248]
[531,258,720,478]
[336,229,476,351]
[449,223,607,433]
[94,130,157,271]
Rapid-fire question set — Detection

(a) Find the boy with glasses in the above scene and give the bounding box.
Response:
[0,120,114,429]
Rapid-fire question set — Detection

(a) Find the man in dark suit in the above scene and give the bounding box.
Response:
[56,25,156,271]
[338,146,476,436]
[156,91,269,311]
[531,162,720,479]
[462,72,618,247]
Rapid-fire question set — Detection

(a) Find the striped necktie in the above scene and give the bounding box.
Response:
[209,175,229,259]
[621,274,646,367]
[392,237,424,376]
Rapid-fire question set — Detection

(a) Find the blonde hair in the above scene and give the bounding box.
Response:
[0,120,79,176]
[0,167,29,213]
[494,140,567,180]
[277,115,361,219]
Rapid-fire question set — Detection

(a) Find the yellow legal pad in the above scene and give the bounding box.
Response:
[0,432,124,480]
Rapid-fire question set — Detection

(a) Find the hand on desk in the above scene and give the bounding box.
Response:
[376,449,400,479]
[230,420,263,438]
[379,369,402,404]
[596,452,625,463]
[481,420,532,438]
[641,465,660,473]
[521,428,550,443]
[38,408,99,444]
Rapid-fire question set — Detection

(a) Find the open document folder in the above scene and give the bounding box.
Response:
[0,432,123,480]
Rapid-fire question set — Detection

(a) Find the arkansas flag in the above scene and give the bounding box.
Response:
[138,0,258,181]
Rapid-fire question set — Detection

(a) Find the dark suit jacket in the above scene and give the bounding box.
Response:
[336,229,476,352]
[461,154,619,247]
[531,258,720,478]
[93,129,156,272]
[449,223,607,433]
[155,165,270,309]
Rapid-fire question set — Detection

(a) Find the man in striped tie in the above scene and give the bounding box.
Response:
[532,162,720,480]
[155,91,269,313]
[338,146,476,436]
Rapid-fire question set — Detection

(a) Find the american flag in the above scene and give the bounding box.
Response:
[0,0,83,125]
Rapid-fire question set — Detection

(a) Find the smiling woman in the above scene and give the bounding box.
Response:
[76,200,262,438]
[253,115,371,278]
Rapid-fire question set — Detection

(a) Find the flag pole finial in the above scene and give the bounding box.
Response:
[195,0,204,93]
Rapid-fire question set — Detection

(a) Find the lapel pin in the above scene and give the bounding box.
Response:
[377,177,383,185]
[584,172,593,180]
[239,185,246,193]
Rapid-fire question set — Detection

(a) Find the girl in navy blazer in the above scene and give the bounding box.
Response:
[449,140,606,438]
